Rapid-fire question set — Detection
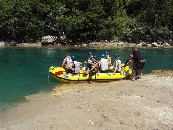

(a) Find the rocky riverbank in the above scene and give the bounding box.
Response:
[0,41,172,48]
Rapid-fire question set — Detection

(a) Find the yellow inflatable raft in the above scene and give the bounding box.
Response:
[49,65,132,83]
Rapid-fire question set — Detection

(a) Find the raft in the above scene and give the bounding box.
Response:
[49,65,132,83]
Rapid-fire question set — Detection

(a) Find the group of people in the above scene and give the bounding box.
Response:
[62,46,145,82]
[83,51,122,82]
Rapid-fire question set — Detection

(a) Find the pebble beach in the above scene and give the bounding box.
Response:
[1,70,173,130]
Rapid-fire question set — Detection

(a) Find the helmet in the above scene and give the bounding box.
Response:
[71,55,76,61]
[92,56,97,59]
[101,54,105,58]
[114,54,119,58]
[105,51,108,55]
[88,51,92,55]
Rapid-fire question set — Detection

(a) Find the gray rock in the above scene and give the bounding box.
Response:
[163,42,171,47]
[152,42,159,47]
[0,41,5,46]
[41,35,57,45]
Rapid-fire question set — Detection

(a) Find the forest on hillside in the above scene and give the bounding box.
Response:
[0,0,173,44]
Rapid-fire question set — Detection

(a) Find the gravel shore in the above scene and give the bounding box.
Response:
[1,71,173,130]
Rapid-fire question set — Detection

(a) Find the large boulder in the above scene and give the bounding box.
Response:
[0,41,5,47]
[41,35,57,45]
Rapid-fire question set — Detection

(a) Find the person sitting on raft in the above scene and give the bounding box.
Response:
[62,53,72,69]
[84,51,93,69]
[88,51,93,62]
[124,54,133,70]
[84,56,99,83]
[104,51,111,67]
[99,54,109,72]
[113,54,121,73]
[66,55,82,74]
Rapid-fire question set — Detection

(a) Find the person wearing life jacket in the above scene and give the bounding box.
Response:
[88,51,93,62]
[84,51,93,71]
[124,54,133,69]
[104,51,111,67]
[88,56,99,83]
[62,53,72,69]
[99,54,109,72]
[113,54,121,73]
[66,55,82,74]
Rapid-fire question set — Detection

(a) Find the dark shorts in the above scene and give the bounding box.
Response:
[133,62,145,70]
[88,68,99,80]
[85,63,92,71]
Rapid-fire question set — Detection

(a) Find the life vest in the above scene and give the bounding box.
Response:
[105,55,111,64]
[91,61,99,72]
[138,56,146,64]
[88,56,92,64]
[117,60,121,71]
[66,57,72,67]
[114,59,121,72]
[100,58,108,71]
[73,61,80,74]
[91,61,97,67]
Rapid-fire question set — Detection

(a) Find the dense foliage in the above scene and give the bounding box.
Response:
[0,0,172,43]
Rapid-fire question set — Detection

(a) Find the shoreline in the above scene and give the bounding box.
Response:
[0,41,173,49]
[1,70,173,130]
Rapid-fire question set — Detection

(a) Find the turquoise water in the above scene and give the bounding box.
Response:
[0,47,173,110]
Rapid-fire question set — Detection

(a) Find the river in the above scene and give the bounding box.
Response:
[0,47,173,110]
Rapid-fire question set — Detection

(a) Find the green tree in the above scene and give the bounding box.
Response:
[0,0,172,43]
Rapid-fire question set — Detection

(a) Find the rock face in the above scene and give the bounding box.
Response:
[41,35,57,45]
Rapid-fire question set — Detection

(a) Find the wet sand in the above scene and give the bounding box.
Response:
[1,71,173,130]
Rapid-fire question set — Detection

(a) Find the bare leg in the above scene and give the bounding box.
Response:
[129,60,133,69]
[139,69,143,78]
[88,71,93,83]
[132,69,136,80]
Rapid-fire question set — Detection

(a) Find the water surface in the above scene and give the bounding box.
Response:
[0,47,173,110]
